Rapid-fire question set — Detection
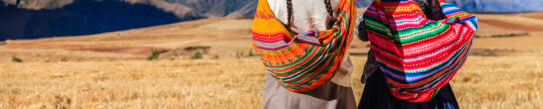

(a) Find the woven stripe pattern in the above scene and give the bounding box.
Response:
[363,0,478,102]
[251,0,356,92]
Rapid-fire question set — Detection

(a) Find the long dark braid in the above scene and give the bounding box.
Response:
[324,0,334,18]
[325,0,336,28]
[286,0,335,29]
[286,0,293,28]
[428,0,445,20]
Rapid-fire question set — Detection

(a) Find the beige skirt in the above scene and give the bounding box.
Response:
[262,74,356,109]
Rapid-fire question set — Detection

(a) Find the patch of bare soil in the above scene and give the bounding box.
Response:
[478,19,543,31]
[469,48,518,57]
[74,47,164,56]
[159,46,212,59]
[520,12,543,20]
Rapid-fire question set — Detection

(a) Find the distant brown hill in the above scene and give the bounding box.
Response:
[0,0,205,40]
[1,0,257,18]
[0,0,258,40]
[2,0,543,41]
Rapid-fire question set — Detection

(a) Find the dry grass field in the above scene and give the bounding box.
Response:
[1,12,543,108]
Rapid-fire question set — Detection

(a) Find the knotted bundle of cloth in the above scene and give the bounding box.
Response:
[363,0,478,102]
[251,0,356,92]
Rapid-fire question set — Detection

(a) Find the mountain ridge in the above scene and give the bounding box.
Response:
[0,0,205,40]
[2,0,542,40]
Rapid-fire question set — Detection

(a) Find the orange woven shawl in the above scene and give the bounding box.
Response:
[251,0,356,92]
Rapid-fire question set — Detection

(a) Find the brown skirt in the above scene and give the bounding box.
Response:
[263,74,356,109]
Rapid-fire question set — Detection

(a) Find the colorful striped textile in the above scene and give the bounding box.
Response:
[251,0,356,92]
[363,0,478,102]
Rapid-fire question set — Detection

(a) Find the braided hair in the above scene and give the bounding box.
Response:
[324,0,334,18]
[285,0,336,29]
[417,0,445,20]
[286,0,293,28]
[428,0,445,20]
[325,0,336,28]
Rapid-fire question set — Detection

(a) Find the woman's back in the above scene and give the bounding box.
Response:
[268,0,339,33]
[260,0,357,109]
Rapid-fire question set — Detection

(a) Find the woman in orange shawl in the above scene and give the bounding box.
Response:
[252,0,357,108]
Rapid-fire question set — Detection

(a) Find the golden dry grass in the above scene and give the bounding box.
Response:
[1,12,543,108]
